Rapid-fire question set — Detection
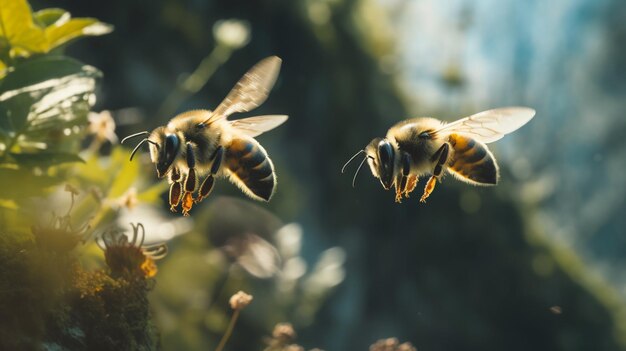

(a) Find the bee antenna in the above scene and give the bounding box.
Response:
[145,139,159,149]
[352,156,369,188]
[129,139,148,161]
[121,131,149,144]
[341,150,365,174]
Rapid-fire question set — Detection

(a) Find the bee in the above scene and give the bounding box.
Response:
[122,56,288,216]
[342,107,535,203]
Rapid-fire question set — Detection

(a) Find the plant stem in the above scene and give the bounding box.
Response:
[207,266,231,311]
[214,308,240,351]
[157,44,233,119]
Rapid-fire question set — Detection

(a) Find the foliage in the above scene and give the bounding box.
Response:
[0,0,111,218]
[151,197,345,350]
[0,209,160,350]
[0,0,160,349]
[0,0,112,73]
[0,1,343,350]
[3,0,625,350]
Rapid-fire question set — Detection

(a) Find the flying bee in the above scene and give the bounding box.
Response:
[122,56,288,216]
[342,107,536,203]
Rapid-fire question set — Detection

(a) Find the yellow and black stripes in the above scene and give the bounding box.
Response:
[447,133,498,185]
[225,138,276,201]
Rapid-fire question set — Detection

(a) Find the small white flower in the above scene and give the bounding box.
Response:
[232,233,280,278]
[276,223,303,258]
[88,110,118,143]
[303,247,346,293]
[213,19,251,50]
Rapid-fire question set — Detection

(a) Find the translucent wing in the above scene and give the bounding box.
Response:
[435,107,535,143]
[202,56,282,125]
[230,115,288,137]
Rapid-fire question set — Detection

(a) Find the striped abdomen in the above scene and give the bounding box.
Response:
[447,133,498,185]
[225,137,276,201]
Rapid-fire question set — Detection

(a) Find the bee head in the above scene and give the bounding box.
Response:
[131,127,180,178]
[121,130,166,172]
[154,132,180,178]
[365,137,396,190]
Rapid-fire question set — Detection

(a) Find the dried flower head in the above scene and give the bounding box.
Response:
[88,110,118,144]
[64,183,80,196]
[369,338,417,351]
[213,19,250,49]
[272,323,297,343]
[96,223,167,278]
[116,187,139,209]
[229,290,253,310]
[264,323,317,351]
[283,345,304,351]
[32,187,88,253]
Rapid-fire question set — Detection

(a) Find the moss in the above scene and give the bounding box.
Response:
[0,219,159,351]
[0,223,77,350]
[71,270,158,351]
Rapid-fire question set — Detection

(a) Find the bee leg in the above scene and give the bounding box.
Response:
[404,175,418,197]
[196,177,215,204]
[171,167,181,182]
[395,180,404,203]
[399,152,416,199]
[420,177,437,203]
[169,182,182,212]
[182,144,197,216]
[181,192,194,217]
[195,146,223,204]
[168,168,182,212]
[394,152,412,202]
[420,143,450,203]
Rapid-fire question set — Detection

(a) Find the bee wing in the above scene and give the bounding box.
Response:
[229,115,288,137]
[435,107,535,143]
[202,56,282,125]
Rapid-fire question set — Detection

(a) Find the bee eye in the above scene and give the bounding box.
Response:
[164,135,179,160]
[376,140,395,189]
[377,141,395,174]
[155,134,180,178]
[419,131,431,139]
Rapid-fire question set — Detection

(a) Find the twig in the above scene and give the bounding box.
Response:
[157,44,233,119]
[214,309,240,351]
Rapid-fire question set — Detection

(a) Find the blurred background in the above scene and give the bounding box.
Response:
[15,0,626,349]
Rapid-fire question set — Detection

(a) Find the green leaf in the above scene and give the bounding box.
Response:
[0,56,99,163]
[33,8,68,27]
[0,0,47,55]
[0,167,62,198]
[0,55,100,93]
[107,148,141,198]
[137,181,168,204]
[45,18,113,50]
[72,153,108,186]
[0,92,32,132]
[0,199,18,209]
[0,56,100,135]
[10,151,83,167]
[0,60,6,79]
[0,3,112,60]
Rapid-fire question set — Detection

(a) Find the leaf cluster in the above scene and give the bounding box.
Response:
[0,0,112,73]
[0,0,111,211]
